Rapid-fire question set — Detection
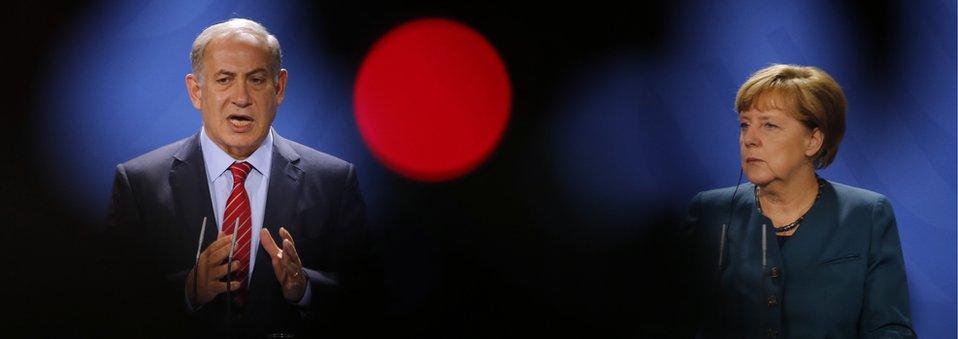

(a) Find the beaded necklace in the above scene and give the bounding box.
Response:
[755,177,824,233]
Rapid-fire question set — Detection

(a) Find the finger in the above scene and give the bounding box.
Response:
[211,280,244,294]
[260,229,281,259]
[279,227,295,247]
[285,264,303,279]
[209,260,242,280]
[284,259,300,283]
[200,232,232,260]
[283,238,303,266]
[209,234,239,266]
[277,240,289,280]
[282,241,302,279]
[282,239,294,268]
[206,236,235,264]
[208,232,233,253]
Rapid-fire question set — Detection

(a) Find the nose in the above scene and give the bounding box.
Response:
[231,81,252,108]
[741,125,760,149]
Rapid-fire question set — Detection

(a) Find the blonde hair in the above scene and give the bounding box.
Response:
[735,64,846,169]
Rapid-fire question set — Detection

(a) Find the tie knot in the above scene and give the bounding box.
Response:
[229,161,253,182]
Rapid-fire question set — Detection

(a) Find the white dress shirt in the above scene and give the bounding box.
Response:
[200,127,272,281]
[191,126,310,308]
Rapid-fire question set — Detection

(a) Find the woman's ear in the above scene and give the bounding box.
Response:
[805,127,824,158]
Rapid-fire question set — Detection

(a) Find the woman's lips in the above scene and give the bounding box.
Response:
[746,157,763,163]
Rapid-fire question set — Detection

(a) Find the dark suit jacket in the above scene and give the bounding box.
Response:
[106,131,383,338]
[681,180,915,338]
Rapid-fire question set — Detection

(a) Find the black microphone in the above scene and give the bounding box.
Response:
[719,169,744,271]
[225,218,238,334]
[192,217,208,309]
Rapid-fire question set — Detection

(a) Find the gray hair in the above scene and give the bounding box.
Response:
[190,18,282,81]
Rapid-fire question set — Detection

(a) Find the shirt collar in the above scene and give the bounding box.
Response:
[199,126,274,182]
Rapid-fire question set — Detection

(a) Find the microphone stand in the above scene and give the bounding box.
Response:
[225,218,238,337]
[192,217,207,310]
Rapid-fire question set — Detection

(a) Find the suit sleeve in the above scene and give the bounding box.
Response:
[106,164,198,336]
[304,164,385,334]
[107,164,141,236]
[341,164,385,324]
[104,164,155,334]
[859,196,916,338]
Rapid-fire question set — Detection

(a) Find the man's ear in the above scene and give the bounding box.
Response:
[274,69,288,105]
[805,127,824,158]
[185,74,202,110]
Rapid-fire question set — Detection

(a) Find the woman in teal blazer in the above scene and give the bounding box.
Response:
[683,64,915,338]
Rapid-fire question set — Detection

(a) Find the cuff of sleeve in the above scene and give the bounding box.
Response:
[291,270,312,307]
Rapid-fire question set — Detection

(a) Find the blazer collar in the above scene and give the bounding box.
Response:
[246,129,306,314]
[169,133,218,258]
[197,127,274,186]
[778,180,838,265]
[739,179,840,268]
[169,130,307,317]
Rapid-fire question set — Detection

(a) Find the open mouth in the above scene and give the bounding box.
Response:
[228,114,254,131]
[229,114,253,125]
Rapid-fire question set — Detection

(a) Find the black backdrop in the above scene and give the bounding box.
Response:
[3,1,920,338]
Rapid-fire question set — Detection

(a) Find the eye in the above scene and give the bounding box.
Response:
[250,77,265,85]
[216,77,230,85]
[739,122,749,129]
[763,122,779,129]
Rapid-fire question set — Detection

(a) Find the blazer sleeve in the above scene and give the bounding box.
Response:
[304,164,386,335]
[859,196,917,338]
[104,164,164,333]
[107,164,141,235]
[300,166,362,317]
[340,164,386,324]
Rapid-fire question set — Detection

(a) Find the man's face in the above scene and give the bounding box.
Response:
[186,32,287,159]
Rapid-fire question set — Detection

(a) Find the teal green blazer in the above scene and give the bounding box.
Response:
[683,180,915,338]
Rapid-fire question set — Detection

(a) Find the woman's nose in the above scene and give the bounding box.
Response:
[741,127,760,148]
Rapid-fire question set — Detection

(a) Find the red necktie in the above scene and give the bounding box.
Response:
[223,161,253,306]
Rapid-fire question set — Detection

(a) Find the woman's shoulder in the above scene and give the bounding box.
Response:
[827,180,890,208]
[691,183,753,207]
[823,181,899,231]
[685,184,755,221]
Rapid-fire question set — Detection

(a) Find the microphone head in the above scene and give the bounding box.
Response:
[195,217,207,261]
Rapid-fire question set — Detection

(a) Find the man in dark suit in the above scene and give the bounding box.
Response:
[106,18,381,338]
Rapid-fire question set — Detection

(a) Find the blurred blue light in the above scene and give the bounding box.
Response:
[549,0,955,336]
[33,0,376,219]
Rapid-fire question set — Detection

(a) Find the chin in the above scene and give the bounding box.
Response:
[221,134,259,148]
[744,170,774,186]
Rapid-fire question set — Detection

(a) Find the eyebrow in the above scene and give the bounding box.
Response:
[739,113,777,121]
[245,68,267,76]
[214,68,268,77]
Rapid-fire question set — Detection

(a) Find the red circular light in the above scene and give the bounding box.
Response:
[354,18,512,182]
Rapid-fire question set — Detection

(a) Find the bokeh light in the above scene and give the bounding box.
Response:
[354,18,511,182]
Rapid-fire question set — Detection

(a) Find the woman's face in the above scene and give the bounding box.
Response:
[739,104,823,186]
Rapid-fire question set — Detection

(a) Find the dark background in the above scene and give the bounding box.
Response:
[4,1,955,337]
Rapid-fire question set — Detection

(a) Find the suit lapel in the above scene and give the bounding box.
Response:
[246,131,304,315]
[781,181,838,268]
[169,134,218,256]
